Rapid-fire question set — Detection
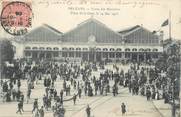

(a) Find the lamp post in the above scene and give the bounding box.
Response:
[172,68,176,117]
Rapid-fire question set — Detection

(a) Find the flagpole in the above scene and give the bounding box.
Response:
[169,9,176,117]
[169,10,172,40]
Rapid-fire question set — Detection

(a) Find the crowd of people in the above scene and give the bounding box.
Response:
[0,58,173,117]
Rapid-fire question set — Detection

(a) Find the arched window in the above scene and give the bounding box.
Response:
[132,48,137,52]
[96,48,101,51]
[69,47,74,51]
[76,48,81,51]
[139,48,144,52]
[103,48,108,51]
[32,47,38,50]
[125,48,130,52]
[25,46,31,50]
[39,47,45,50]
[153,49,158,52]
[145,48,151,52]
[53,47,59,50]
[62,47,68,51]
[46,47,52,50]
[116,48,122,51]
[110,48,115,51]
[83,48,88,51]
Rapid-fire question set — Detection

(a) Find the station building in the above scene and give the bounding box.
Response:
[12,18,163,62]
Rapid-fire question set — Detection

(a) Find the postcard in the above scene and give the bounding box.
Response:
[0,0,180,117]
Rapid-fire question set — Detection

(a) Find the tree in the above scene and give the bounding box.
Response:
[0,39,14,62]
[0,39,15,79]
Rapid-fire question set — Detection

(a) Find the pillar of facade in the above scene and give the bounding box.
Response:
[119,53,121,59]
[88,52,89,61]
[67,51,69,58]
[31,51,34,58]
[101,52,103,61]
[94,52,96,62]
[56,52,59,58]
[45,53,47,58]
[30,51,32,58]
[51,53,53,59]
[144,53,147,63]
[102,52,105,59]
[150,53,152,61]
[137,53,139,62]
[72,51,76,58]
[75,52,77,58]
[80,51,83,59]
[37,52,40,58]
[130,53,133,60]
[113,52,115,60]
[105,52,107,60]
[59,51,62,58]
[122,52,125,60]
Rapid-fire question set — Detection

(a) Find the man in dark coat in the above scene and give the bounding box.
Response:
[32,99,38,113]
[86,104,91,117]
[78,88,82,98]
[73,94,77,105]
[146,88,151,101]
[121,103,126,115]
[16,100,23,114]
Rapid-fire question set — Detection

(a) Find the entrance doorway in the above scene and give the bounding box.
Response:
[39,53,45,59]
[89,52,95,62]
[96,52,101,62]
[46,53,52,59]
[82,52,88,61]
[132,53,138,62]
[139,54,144,62]
[32,52,38,59]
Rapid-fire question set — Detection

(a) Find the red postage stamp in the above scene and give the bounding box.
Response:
[1,1,33,36]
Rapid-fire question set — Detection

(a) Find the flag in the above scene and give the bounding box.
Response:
[161,19,169,27]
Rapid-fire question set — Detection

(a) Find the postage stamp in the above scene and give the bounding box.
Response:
[1,1,32,36]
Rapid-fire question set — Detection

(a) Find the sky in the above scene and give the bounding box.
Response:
[0,0,181,40]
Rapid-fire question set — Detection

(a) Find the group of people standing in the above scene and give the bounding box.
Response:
[1,58,171,117]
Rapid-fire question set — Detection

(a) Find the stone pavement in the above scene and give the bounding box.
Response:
[0,79,167,117]
[0,64,176,117]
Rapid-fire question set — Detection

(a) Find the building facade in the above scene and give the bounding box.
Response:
[12,18,163,62]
